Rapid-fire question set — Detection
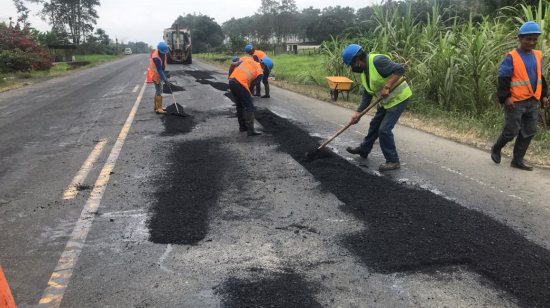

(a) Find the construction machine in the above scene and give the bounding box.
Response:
[163,23,192,64]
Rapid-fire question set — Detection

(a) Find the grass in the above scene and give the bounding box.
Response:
[0,54,123,92]
[196,53,550,167]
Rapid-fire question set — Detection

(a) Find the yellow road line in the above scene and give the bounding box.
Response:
[62,139,107,200]
[37,81,147,308]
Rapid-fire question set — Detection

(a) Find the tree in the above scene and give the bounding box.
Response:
[12,0,31,28]
[173,14,224,53]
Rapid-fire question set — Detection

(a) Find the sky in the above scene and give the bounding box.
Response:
[0,0,379,48]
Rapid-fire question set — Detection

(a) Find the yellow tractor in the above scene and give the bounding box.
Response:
[163,23,192,64]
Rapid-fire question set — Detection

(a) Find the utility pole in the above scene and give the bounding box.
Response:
[115,36,119,55]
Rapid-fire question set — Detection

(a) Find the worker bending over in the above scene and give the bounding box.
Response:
[228,57,274,136]
[342,44,412,172]
[491,21,549,170]
[147,42,171,114]
[245,45,271,98]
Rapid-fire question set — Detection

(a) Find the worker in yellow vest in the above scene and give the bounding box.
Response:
[341,44,412,172]
[245,45,271,98]
[492,21,549,170]
[147,42,171,114]
[228,57,274,135]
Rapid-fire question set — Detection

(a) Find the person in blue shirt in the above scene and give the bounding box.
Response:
[492,21,549,170]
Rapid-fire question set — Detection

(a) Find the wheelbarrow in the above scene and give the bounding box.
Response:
[326,76,354,101]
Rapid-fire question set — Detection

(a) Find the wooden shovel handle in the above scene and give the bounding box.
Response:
[317,77,406,151]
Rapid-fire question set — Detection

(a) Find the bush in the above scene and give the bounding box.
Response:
[0,23,53,72]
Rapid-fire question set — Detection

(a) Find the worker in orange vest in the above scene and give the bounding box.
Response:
[147,42,171,114]
[245,45,271,98]
[492,21,549,170]
[228,57,274,135]
[228,55,252,76]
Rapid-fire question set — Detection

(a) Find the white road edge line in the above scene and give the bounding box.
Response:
[37,81,148,308]
[62,139,108,200]
[132,85,140,93]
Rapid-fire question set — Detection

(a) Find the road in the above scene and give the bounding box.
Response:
[1,54,549,308]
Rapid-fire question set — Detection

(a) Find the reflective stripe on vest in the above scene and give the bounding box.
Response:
[148,49,164,84]
[507,49,542,101]
[361,54,412,109]
[230,60,263,93]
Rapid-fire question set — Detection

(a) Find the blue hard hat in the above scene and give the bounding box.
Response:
[157,42,169,54]
[518,21,541,36]
[245,45,253,53]
[341,44,362,67]
[261,57,273,73]
[232,56,238,62]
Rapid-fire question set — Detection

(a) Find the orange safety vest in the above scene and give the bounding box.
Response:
[147,49,166,84]
[239,56,252,62]
[252,50,267,62]
[506,49,542,101]
[230,59,264,93]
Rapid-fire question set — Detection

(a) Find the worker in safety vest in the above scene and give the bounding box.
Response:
[147,42,171,114]
[492,21,549,170]
[341,44,412,172]
[228,57,274,136]
[228,55,252,75]
[245,45,271,98]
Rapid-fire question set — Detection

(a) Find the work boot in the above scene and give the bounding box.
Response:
[261,84,270,98]
[244,112,262,136]
[237,108,247,132]
[510,134,533,171]
[254,83,261,97]
[491,135,507,164]
[379,161,401,172]
[346,146,368,158]
[155,95,166,114]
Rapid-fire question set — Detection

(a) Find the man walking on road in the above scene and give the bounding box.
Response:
[228,57,274,136]
[148,42,171,114]
[245,45,271,98]
[342,44,412,172]
[492,21,549,171]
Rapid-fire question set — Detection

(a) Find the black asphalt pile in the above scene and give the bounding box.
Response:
[183,70,230,92]
[163,83,185,93]
[217,270,322,308]
[256,109,550,307]
[160,104,193,135]
[148,140,229,245]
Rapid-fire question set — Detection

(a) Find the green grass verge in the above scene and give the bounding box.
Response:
[195,53,550,166]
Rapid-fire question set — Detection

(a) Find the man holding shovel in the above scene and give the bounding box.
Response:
[341,44,412,171]
[228,57,274,136]
[148,42,171,114]
[491,21,549,170]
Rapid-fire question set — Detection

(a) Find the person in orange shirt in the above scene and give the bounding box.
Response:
[228,57,274,135]
[147,42,171,114]
[492,21,549,170]
[245,45,271,98]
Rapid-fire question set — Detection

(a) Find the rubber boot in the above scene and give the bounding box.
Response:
[510,134,533,170]
[155,95,167,114]
[254,82,261,97]
[244,112,261,136]
[491,135,507,164]
[261,83,270,98]
[237,108,247,132]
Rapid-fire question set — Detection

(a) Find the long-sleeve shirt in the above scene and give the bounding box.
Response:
[497,48,548,103]
[357,55,405,112]
[153,55,168,83]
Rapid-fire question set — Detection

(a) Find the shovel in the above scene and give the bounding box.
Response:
[311,77,406,157]
[167,84,187,118]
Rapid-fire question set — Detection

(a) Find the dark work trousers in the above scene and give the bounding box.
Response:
[229,78,255,113]
[250,73,269,96]
[495,97,538,162]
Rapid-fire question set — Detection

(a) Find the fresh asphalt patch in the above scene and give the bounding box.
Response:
[160,103,194,136]
[148,139,230,245]
[217,269,322,308]
[255,109,550,308]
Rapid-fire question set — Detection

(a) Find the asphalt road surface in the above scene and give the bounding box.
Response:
[1,54,550,308]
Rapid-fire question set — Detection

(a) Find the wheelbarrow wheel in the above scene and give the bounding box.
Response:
[330,90,338,101]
